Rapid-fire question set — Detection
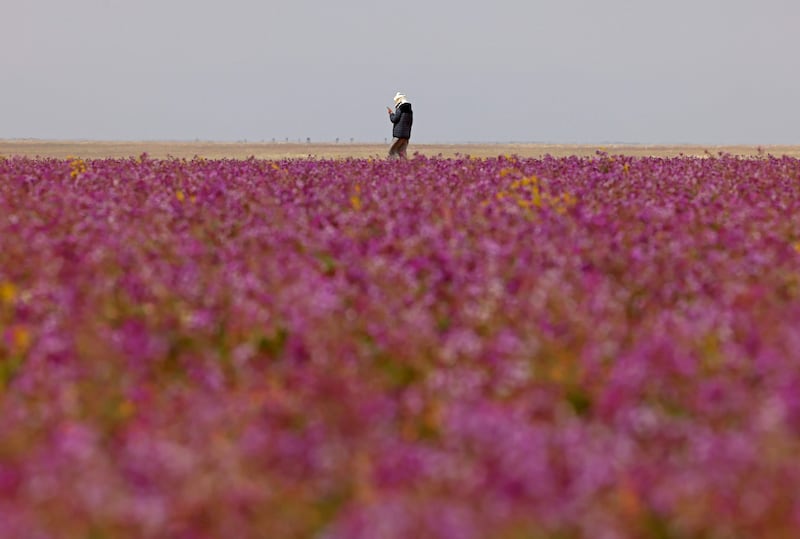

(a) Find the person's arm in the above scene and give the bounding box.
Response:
[389,108,400,124]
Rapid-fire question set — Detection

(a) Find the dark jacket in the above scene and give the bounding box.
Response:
[390,102,413,139]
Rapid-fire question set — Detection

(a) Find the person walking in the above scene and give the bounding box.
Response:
[387,92,413,159]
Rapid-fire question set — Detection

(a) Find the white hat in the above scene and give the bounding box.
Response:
[393,92,408,105]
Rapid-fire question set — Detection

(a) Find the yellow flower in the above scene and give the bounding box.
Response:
[175,190,185,202]
[69,157,87,179]
[117,399,136,420]
[0,281,17,304]
[530,189,542,207]
[10,326,31,354]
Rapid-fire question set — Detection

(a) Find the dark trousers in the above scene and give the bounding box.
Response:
[388,138,409,159]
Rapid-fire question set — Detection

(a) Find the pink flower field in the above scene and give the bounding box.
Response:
[2,153,800,538]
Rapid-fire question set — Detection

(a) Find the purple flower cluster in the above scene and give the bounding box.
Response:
[2,153,800,537]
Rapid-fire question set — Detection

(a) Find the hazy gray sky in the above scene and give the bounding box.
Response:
[3,0,800,144]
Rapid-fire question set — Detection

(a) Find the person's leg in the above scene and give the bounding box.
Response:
[388,137,405,158]
[397,138,409,159]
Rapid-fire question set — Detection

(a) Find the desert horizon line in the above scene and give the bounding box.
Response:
[5,137,800,147]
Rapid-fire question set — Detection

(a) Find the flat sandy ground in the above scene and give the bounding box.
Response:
[3,140,800,160]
